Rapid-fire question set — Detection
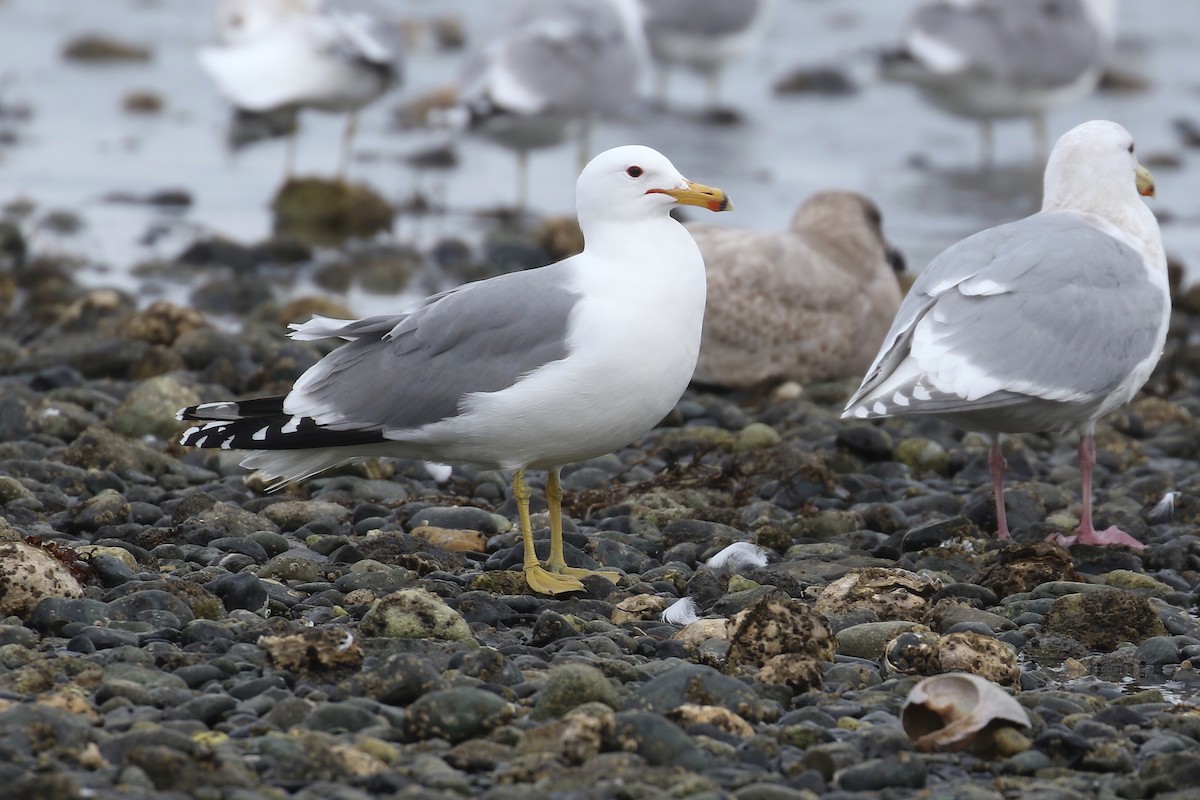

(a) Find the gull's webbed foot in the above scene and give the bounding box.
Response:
[551,564,621,583]
[524,563,586,595]
[1046,526,1146,551]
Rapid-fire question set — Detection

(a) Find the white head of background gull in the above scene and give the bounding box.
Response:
[843,120,1165,551]
[178,145,731,595]
[199,0,404,178]
[881,0,1118,163]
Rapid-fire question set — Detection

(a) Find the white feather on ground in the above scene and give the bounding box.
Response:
[660,597,700,625]
[705,541,769,571]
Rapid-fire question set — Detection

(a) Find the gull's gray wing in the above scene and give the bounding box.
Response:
[845,212,1165,417]
[283,264,581,432]
[461,0,639,117]
[906,0,1104,87]
[641,0,763,38]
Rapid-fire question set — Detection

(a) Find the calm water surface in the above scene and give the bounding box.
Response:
[1,0,1198,314]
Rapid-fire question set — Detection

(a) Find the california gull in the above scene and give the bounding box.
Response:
[881,0,1118,162]
[199,0,403,177]
[638,0,774,108]
[178,145,731,594]
[690,191,904,388]
[843,120,1166,550]
[455,0,645,208]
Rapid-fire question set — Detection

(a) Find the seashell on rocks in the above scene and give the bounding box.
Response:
[901,672,1031,753]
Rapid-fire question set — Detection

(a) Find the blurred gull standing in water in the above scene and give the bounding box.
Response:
[690,191,905,389]
[638,0,774,110]
[453,0,645,209]
[844,121,1165,551]
[880,0,1118,164]
[199,0,404,178]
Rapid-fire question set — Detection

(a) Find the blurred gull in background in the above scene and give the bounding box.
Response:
[453,0,645,210]
[880,0,1118,164]
[199,0,404,178]
[639,0,774,110]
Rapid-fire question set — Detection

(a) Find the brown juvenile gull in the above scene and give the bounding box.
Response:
[178,145,731,595]
[881,0,1118,163]
[690,191,904,389]
[843,120,1166,550]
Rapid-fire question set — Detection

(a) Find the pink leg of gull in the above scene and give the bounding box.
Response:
[1046,432,1146,551]
[989,435,1010,540]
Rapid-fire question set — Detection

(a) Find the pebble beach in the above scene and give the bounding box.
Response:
[2,220,1200,799]
[3,0,1200,797]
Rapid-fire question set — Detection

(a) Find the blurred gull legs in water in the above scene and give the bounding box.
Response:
[639,0,774,110]
[199,0,404,179]
[452,0,644,209]
[880,0,1118,165]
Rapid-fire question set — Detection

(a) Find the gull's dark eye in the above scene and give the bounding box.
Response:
[626,166,643,178]
[1128,143,1135,154]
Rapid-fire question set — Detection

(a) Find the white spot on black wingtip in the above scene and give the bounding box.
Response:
[853,406,868,419]
[252,426,269,441]
[175,409,187,421]
[912,383,932,401]
[872,400,887,415]
[220,438,233,450]
[282,416,302,434]
[195,435,209,447]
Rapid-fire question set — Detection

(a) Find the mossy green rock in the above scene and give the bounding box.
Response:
[272,178,394,247]
[262,500,350,531]
[403,688,514,743]
[533,663,620,720]
[734,422,781,452]
[110,375,199,440]
[1043,589,1167,649]
[360,588,473,642]
[894,437,950,475]
[1102,570,1175,597]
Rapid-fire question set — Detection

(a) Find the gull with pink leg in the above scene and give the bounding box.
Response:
[843,120,1168,551]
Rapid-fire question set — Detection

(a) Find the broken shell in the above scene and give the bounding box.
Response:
[901,672,1030,753]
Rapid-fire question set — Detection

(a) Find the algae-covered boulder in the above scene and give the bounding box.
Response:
[272,178,394,247]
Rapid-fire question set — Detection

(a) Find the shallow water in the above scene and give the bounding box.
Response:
[1,0,1199,315]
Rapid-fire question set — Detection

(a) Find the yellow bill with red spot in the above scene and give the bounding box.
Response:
[649,180,732,212]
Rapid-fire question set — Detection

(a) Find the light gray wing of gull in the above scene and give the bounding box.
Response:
[641,0,762,38]
[846,212,1165,417]
[463,0,638,117]
[907,0,1103,87]
[284,265,581,434]
[321,0,406,67]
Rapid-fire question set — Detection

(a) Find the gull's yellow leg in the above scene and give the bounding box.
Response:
[546,467,620,584]
[515,468,583,595]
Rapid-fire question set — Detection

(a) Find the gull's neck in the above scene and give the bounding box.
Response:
[580,213,698,267]
[1043,177,1165,277]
